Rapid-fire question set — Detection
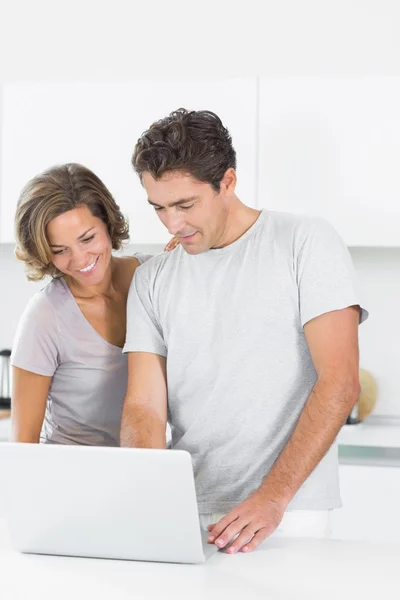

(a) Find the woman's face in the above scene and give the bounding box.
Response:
[46,205,113,286]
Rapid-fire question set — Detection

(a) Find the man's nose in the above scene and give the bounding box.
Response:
[164,212,186,236]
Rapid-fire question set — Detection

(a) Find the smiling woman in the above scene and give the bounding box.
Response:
[47,206,114,289]
[15,163,129,281]
[10,163,175,446]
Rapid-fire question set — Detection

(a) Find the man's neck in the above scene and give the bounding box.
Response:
[212,200,261,249]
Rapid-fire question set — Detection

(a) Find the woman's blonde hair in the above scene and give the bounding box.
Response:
[15,163,129,280]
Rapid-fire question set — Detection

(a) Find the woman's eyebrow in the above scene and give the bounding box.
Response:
[50,227,95,247]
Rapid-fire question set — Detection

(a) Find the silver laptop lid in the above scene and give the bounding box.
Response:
[0,443,209,564]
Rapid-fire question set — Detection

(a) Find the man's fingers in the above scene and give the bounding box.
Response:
[240,529,268,553]
[207,514,239,544]
[207,514,233,539]
[207,523,216,531]
[226,525,257,554]
[214,519,248,549]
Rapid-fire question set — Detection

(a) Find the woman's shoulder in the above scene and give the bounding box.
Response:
[112,256,143,292]
[115,248,180,288]
[13,280,69,339]
[12,280,63,350]
[12,280,65,374]
[132,252,154,265]
[24,278,67,314]
[114,253,155,283]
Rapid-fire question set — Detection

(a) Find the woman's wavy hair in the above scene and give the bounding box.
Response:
[132,108,237,191]
[14,163,129,281]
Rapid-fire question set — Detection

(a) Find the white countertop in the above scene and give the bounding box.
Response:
[0,519,399,600]
[337,417,400,448]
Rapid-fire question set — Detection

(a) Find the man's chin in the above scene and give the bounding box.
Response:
[181,244,203,255]
[181,240,210,255]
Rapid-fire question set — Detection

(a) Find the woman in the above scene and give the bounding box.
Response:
[11,162,176,445]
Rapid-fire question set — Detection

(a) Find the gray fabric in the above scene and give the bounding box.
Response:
[11,253,153,445]
[124,210,368,513]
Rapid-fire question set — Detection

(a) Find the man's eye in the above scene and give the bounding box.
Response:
[180,204,194,211]
[154,207,164,211]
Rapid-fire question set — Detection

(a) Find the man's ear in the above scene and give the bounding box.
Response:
[219,168,237,195]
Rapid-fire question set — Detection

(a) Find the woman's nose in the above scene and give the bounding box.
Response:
[69,248,90,270]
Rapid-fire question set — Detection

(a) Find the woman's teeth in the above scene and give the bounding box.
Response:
[79,260,96,273]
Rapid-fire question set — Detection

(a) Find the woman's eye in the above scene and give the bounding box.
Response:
[82,235,95,243]
[53,250,64,255]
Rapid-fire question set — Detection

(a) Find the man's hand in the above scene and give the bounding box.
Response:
[207,490,287,554]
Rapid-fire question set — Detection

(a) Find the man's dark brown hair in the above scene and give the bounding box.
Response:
[132,108,237,192]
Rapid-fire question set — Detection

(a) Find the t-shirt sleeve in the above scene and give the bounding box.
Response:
[133,252,155,265]
[123,265,167,357]
[297,219,369,328]
[11,293,60,376]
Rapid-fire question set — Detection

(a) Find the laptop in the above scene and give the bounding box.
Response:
[0,442,219,564]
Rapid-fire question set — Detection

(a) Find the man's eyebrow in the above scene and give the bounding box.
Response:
[147,196,198,208]
[49,227,95,247]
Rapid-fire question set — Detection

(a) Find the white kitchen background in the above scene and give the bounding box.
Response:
[0,1,400,550]
[0,77,399,417]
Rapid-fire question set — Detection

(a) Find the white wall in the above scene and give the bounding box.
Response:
[0,243,399,417]
[1,1,399,79]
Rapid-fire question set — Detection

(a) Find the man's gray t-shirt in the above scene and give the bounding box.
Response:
[11,253,152,445]
[123,211,368,513]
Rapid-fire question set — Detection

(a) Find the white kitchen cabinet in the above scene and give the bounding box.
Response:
[258,77,400,246]
[0,80,257,244]
[334,464,400,543]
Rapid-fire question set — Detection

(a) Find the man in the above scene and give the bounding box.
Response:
[121,108,367,553]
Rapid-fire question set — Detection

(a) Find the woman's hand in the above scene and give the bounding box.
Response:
[164,237,180,252]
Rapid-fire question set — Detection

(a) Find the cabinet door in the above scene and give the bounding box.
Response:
[0,80,257,244]
[258,77,400,246]
[334,464,400,543]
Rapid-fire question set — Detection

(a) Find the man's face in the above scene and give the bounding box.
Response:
[142,170,232,255]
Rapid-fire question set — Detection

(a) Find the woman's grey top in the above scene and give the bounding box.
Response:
[11,253,152,445]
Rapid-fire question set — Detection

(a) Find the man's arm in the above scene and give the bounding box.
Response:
[208,305,361,553]
[258,304,360,503]
[120,352,168,449]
